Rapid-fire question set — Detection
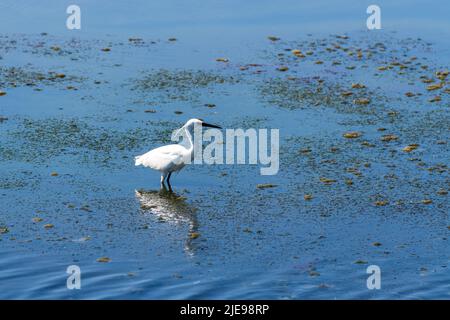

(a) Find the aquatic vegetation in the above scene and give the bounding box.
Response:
[267,36,280,41]
[189,232,200,239]
[353,98,370,105]
[319,177,337,184]
[291,49,303,57]
[303,194,313,200]
[216,58,229,63]
[380,134,398,142]
[96,257,111,263]
[0,227,9,234]
[256,183,277,189]
[131,69,239,103]
[427,83,444,91]
[0,66,83,89]
[429,96,441,103]
[257,77,386,117]
[403,144,419,152]
[1,118,176,165]
[343,132,362,139]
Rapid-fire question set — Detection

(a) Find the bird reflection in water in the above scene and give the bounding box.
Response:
[135,187,199,255]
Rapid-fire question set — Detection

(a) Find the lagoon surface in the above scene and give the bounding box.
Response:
[0,0,449,299]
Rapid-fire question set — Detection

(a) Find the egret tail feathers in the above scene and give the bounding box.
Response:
[135,155,143,166]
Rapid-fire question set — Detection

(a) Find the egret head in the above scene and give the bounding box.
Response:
[183,118,221,130]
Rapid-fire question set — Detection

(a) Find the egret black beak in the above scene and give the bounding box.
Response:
[201,122,222,129]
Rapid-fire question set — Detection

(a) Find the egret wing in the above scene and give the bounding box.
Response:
[135,144,187,171]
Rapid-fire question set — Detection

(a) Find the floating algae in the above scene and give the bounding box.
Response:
[267,36,280,42]
[381,134,399,142]
[304,194,313,200]
[1,118,176,165]
[0,66,84,89]
[216,58,229,63]
[131,69,239,103]
[403,144,419,152]
[258,77,387,117]
[343,132,362,139]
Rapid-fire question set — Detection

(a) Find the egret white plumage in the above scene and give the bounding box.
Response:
[135,118,221,191]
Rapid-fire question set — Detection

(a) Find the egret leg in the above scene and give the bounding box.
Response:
[167,172,173,192]
[159,183,168,194]
[160,173,167,189]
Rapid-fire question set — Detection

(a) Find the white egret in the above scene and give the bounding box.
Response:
[135,118,221,191]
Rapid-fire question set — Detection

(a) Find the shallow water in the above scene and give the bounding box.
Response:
[0,1,449,299]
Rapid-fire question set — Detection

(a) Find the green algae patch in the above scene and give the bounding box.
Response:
[0,66,84,89]
[131,69,239,103]
[257,77,385,117]
[1,118,176,165]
